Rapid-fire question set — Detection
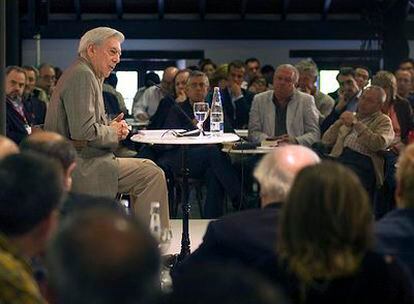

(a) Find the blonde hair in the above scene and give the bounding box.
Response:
[396,144,414,207]
[78,27,124,56]
[371,70,397,101]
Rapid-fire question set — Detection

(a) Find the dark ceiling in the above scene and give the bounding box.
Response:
[17,0,414,40]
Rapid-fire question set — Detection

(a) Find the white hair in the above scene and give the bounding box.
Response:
[275,64,300,84]
[78,27,125,56]
[254,145,320,203]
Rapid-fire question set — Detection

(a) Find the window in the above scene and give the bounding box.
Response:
[319,70,339,95]
[116,71,138,114]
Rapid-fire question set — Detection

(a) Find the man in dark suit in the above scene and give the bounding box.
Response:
[220,60,254,131]
[5,66,33,144]
[376,144,414,276]
[172,145,320,277]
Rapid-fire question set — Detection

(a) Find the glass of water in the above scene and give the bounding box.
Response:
[193,102,209,136]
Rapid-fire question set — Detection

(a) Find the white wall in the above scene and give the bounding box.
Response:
[22,38,389,69]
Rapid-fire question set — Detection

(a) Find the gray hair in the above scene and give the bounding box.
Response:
[186,70,209,86]
[363,85,387,104]
[78,27,125,56]
[275,64,300,84]
[295,59,318,78]
[254,145,320,203]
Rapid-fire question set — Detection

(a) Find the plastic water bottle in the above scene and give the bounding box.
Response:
[210,87,224,136]
[149,201,161,241]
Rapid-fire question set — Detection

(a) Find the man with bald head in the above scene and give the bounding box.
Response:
[47,208,160,304]
[133,66,179,121]
[173,145,320,278]
[0,136,19,159]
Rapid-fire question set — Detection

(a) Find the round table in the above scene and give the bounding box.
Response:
[131,130,240,261]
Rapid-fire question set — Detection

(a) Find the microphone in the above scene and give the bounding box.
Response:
[147,81,196,128]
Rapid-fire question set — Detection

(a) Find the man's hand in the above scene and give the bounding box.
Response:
[175,90,187,103]
[229,82,242,98]
[340,111,356,127]
[110,113,129,140]
[335,89,348,112]
[277,134,297,145]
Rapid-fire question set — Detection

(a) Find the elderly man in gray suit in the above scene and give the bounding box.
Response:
[44,27,170,229]
[248,64,320,147]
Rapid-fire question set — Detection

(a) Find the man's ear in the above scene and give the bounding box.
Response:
[64,162,76,191]
[86,44,96,58]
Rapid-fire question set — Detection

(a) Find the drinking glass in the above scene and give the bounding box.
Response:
[193,102,209,136]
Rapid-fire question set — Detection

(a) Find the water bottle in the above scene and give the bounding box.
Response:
[210,87,224,136]
[149,201,161,241]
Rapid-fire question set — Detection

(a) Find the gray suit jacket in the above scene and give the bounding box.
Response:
[248,90,320,147]
[44,57,119,197]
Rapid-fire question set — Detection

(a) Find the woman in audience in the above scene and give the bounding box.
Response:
[199,58,217,83]
[371,71,414,216]
[148,69,191,129]
[276,162,414,304]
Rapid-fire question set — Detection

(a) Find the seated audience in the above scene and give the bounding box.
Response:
[322,67,361,133]
[148,69,191,130]
[371,71,414,215]
[35,63,56,104]
[399,58,414,76]
[295,59,334,123]
[22,66,47,125]
[173,145,319,278]
[247,75,268,94]
[220,60,255,131]
[243,57,261,89]
[354,66,371,91]
[20,131,122,218]
[132,72,161,113]
[395,68,414,109]
[159,71,242,218]
[275,162,414,304]
[5,66,33,144]
[210,64,228,90]
[261,64,275,89]
[248,64,320,147]
[199,58,217,82]
[133,66,178,121]
[0,152,64,303]
[103,73,128,115]
[322,86,394,200]
[376,144,414,276]
[46,208,160,304]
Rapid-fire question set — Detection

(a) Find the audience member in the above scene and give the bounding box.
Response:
[218,60,255,131]
[0,152,64,303]
[247,75,268,94]
[44,27,170,229]
[47,208,160,304]
[376,144,414,276]
[20,131,122,217]
[173,145,319,277]
[210,63,228,90]
[395,69,414,108]
[261,64,275,89]
[371,71,414,215]
[133,66,178,121]
[22,66,47,125]
[399,58,414,77]
[275,162,414,304]
[103,72,128,115]
[132,72,161,112]
[148,69,191,130]
[295,59,334,123]
[354,66,371,90]
[160,71,242,218]
[322,86,395,200]
[0,135,19,159]
[5,65,33,144]
[243,57,261,88]
[35,63,56,104]
[248,64,320,147]
[322,67,361,133]
[199,58,217,82]
[172,264,288,304]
